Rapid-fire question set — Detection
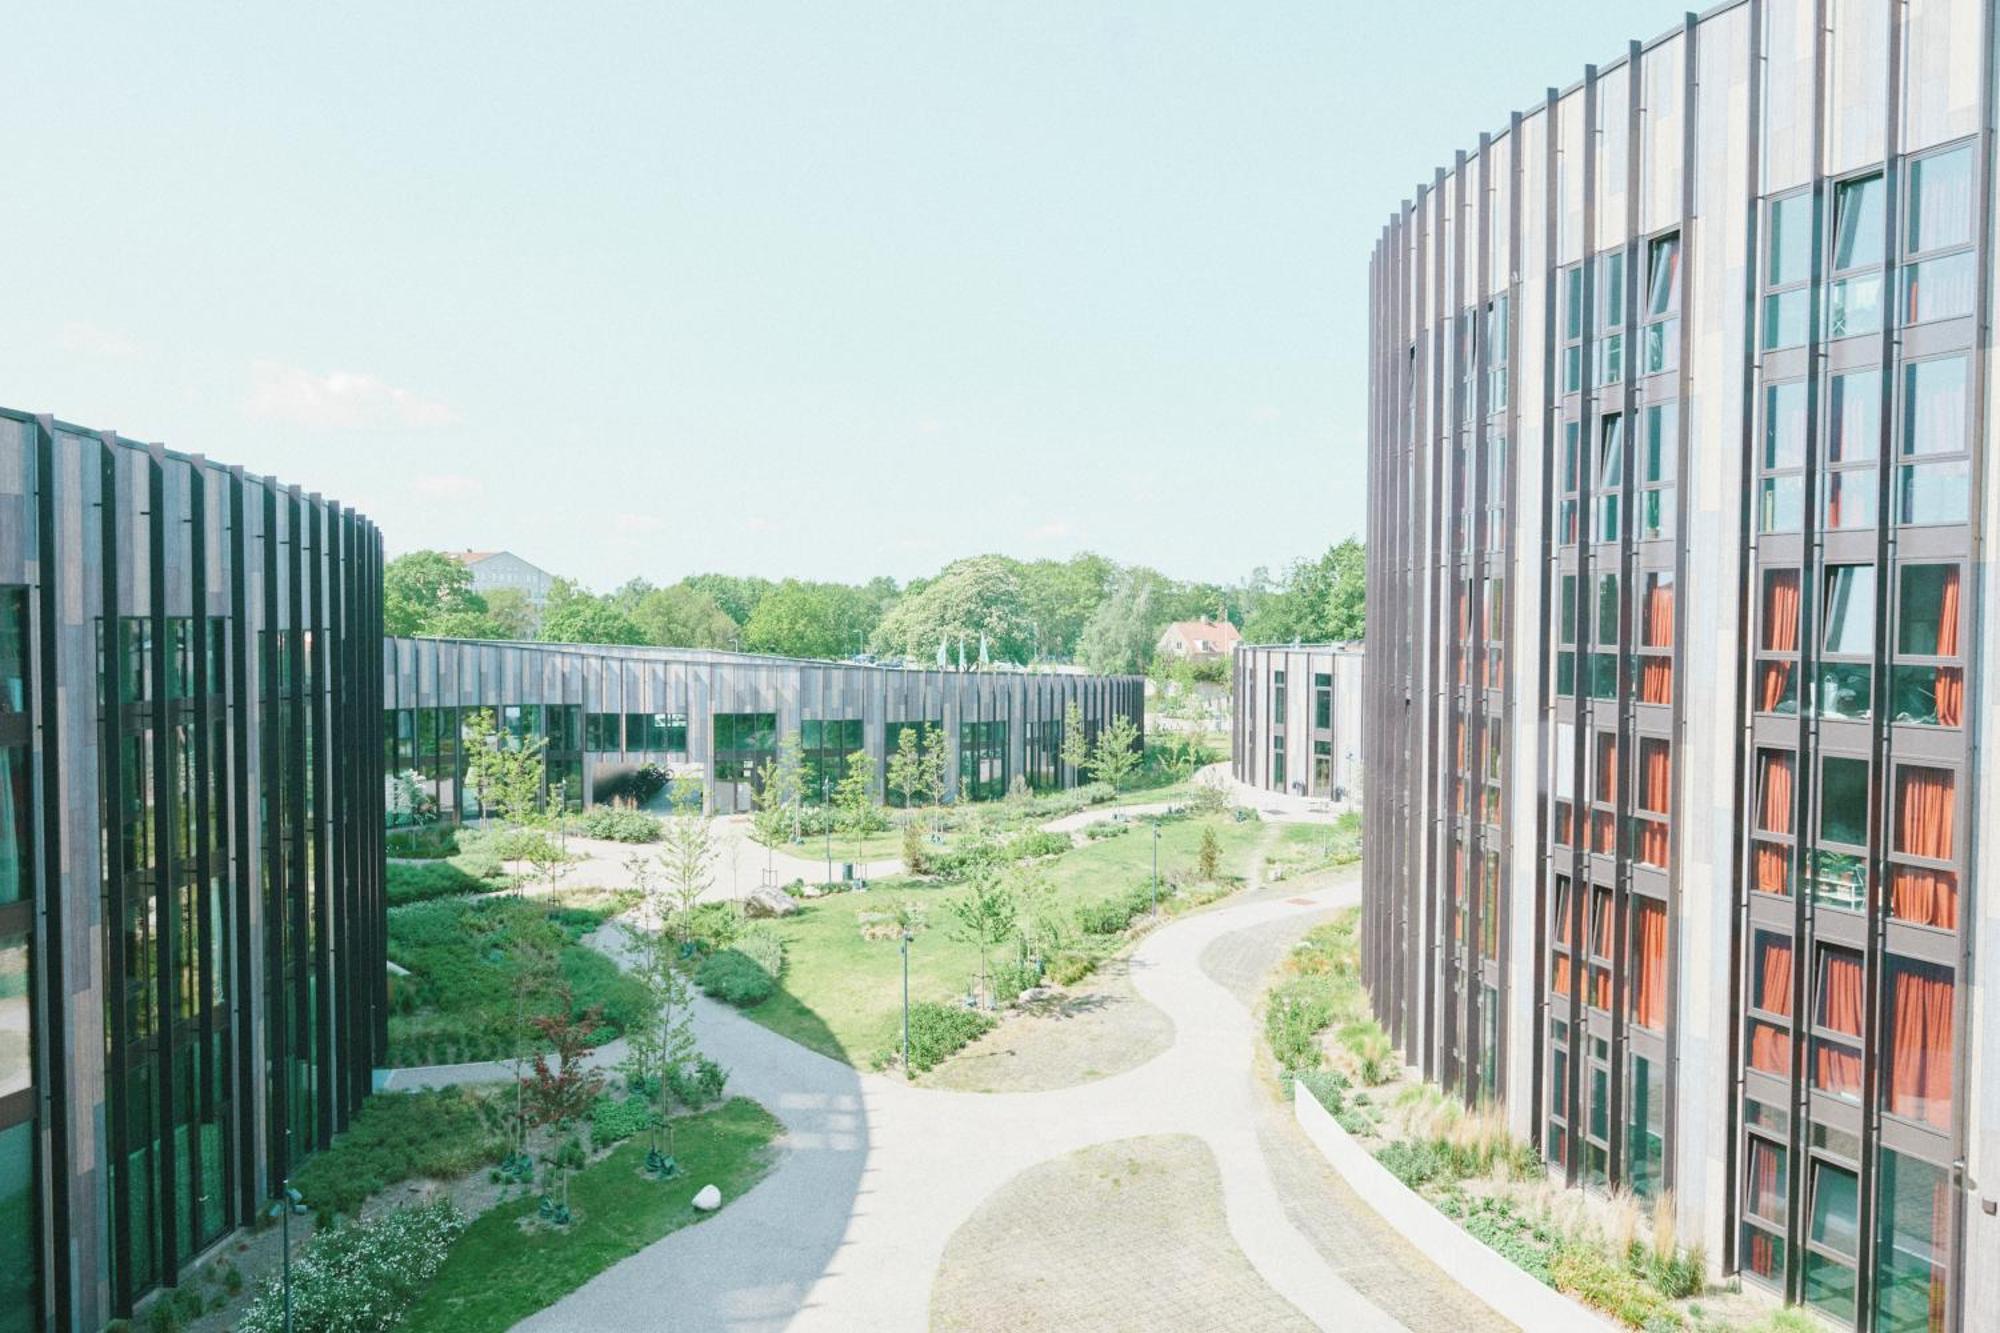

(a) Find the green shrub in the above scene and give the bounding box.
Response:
[987,957,1040,1005]
[1047,952,1097,986]
[664,1056,729,1109]
[683,902,744,952]
[905,1000,995,1072]
[1083,822,1129,841]
[1289,1068,1350,1113]
[1076,782,1116,804]
[1264,983,1337,1071]
[290,1088,504,1223]
[589,1093,657,1150]
[1455,1194,1557,1285]
[734,925,785,981]
[1549,1244,1683,1329]
[1642,1243,1706,1301]
[695,950,777,1006]
[1375,1139,1457,1191]
[572,808,663,843]
[1007,830,1072,860]
[237,1200,465,1333]
[488,826,566,862]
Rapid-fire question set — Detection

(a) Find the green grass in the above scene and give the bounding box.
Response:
[745,814,1265,1064]
[400,1097,782,1333]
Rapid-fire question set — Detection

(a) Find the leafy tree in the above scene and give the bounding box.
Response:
[751,734,807,846]
[886,725,924,812]
[1243,539,1366,644]
[918,724,951,818]
[493,914,563,1160]
[742,579,880,659]
[1086,713,1143,793]
[1076,568,1163,675]
[624,872,700,1160]
[482,587,539,639]
[520,986,607,1210]
[1016,553,1115,661]
[1058,701,1090,779]
[539,578,646,646]
[834,749,878,862]
[657,776,717,940]
[947,872,1018,1010]
[616,581,739,649]
[869,555,1034,663]
[678,574,775,627]
[462,707,547,823]
[384,551,489,636]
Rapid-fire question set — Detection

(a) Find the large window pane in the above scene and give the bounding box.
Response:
[1827,370,1880,462]
[1764,382,1807,469]
[1902,358,1967,456]
[0,750,26,907]
[1831,174,1884,270]
[1898,459,1969,525]
[1820,757,1869,846]
[1906,146,1972,253]
[1821,565,1876,654]
[1873,1149,1951,1333]
[1768,192,1810,285]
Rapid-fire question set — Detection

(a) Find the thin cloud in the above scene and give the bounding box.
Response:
[244,361,459,430]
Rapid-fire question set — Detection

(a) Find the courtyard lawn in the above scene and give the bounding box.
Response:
[744,813,1267,1066]
[400,1097,782,1333]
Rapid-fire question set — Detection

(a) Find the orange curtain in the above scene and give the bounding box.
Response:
[1759,571,1800,712]
[1750,937,1793,1074]
[1597,736,1619,803]
[1815,952,1864,1097]
[1552,953,1573,997]
[1758,752,1794,834]
[1593,810,1617,855]
[1591,891,1614,1008]
[1555,800,1573,848]
[1646,578,1676,646]
[1640,656,1674,704]
[1745,1137,1785,1228]
[1754,842,1790,896]
[1632,899,1667,1029]
[1892,767,1958,929]
[1640,742,1670,814]
[1888,962,1954,1130]
[1936,567,1962,727]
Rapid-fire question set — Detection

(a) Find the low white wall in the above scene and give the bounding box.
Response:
[1292,1083,1618,1333]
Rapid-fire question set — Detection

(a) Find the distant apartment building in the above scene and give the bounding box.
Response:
[1154,618,1241,663]
[450,549,553,606]
[1230,642,1363,803]
[1363,1,1993,1327]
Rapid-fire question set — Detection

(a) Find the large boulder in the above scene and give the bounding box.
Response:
[743,884,800,918]
[692,1184,722,1212]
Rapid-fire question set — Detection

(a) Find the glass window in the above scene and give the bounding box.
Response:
[1831,174,1885,270]
[1898,458,1969,525]
[1828,370,1880,463]
[1906,146,1973,254]
[1596,575,1618,647]
[1820,757,1870,846]
[1764,382,1807,469]
[1874,1149,1952,1333]
[1768,192,1811,286]
[0,750,26,909]
[1821,566,1876,655]
[0,590,25,717]
[1901,357,1967,457]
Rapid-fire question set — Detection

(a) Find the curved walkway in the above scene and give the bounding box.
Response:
[514,867,1507,1332]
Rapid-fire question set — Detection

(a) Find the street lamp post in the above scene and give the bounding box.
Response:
[274,1175,303,1333]
[823,778,833,885]
[901,930,913,1079]
[1151,822,1160,917]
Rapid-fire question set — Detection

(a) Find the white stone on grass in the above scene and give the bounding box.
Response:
[742,885,800,918]
[692,1184,722,1212]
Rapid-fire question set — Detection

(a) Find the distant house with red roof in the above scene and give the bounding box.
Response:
[1154,618,1242,664]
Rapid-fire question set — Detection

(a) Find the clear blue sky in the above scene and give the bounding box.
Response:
[4,1,1668,590]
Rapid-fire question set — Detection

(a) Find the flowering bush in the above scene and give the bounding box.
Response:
[237,1200,465,1332]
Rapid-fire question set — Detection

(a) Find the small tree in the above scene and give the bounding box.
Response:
[521,987,606,1214]
[463,707,548,824]
[657,776,717,941]
[1058,700,1090,780]
[886,725,924,814]
[496,915,563,1168]
[835,749,876,865]
[752,734,807,847]
[918,724,951,832]
[1196,825,1222,882]
[1087,714,1143,793]
[948,872,1019,1010]
[623,910,698,1166]
[901,817,925,875]
[1011,862,1067,965]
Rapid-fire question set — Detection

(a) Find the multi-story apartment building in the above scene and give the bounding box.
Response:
[0,409,385,1329]
[1363,1,1993,1327]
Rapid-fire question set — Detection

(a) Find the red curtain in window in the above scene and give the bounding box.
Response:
[1888,962,1954,1130]
[1754,843,1790,896]
[1555,800,1574,848]
[1640,581,1675,703]
[1750,938,1793,1074]
[1745,1137,1784,1223]
[1597,736,1619,803]
[1552,954,1573,997]
[1640,656,1673,704]
[1758,752,1794,833]
[1632,899,1667,1029]
[1815,952,1864,1096]
[1892,767,1958,929]
[1638,742,1669,860]
[1760,571,1800,711]
[1593,810,1617,855]
[1936,567,1962,728]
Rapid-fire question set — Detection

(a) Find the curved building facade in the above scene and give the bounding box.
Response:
[385,637,1145,817]
[1363,2,1995,1326]
[0,409,384,1329]
[1229,643,1363,802]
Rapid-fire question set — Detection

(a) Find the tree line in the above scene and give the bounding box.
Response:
[382,538,1365,674]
